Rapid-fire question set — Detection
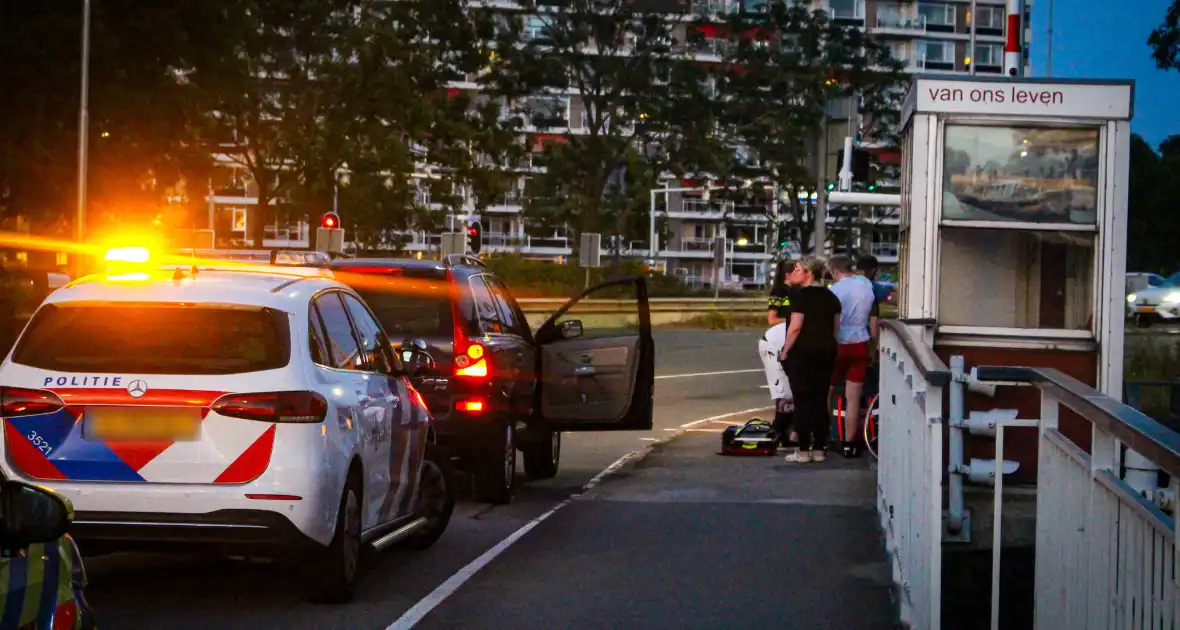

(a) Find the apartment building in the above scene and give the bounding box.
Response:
[203,0,1032,287]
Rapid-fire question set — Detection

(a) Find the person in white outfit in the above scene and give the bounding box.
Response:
[761,261,797,446]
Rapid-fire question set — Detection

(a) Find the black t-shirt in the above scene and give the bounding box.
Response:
[786,286,842,358]
[767,285,794,319]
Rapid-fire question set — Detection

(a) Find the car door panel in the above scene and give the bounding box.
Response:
[535,277,654,431]
[540,337,639,422]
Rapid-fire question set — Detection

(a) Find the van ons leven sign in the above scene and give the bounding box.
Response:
[909,79,1133,120]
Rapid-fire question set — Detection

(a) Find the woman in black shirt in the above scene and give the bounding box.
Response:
[778,257,842,463]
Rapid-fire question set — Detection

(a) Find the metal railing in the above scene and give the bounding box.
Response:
[880,319,1180,629]
[970,365,1180,630]
[878,320,947,630]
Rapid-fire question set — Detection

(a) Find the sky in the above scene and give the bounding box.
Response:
[1028,0,1180,151]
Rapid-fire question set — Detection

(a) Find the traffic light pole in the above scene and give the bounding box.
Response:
[813,118,829,256]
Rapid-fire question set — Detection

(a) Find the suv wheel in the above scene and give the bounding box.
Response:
[473,422,515,504]
[306,475,362,604]
[523,429,561,479]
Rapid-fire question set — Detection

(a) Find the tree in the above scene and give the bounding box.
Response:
[0,1,240,239]
[1128,133,1180,273]
[483,0,720,261]
[1149,0,1180,70]
[710,2,905,257]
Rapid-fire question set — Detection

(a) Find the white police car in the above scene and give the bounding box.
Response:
[0,248,453,603]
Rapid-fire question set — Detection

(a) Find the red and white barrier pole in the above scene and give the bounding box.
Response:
[1003,0,1023,77]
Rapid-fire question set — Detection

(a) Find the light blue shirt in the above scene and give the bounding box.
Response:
[829,275,875,345]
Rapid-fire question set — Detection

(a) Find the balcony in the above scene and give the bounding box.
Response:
[869,242,899,260]
[687,38,732,59]
[690,0,738,15]
[874,13,926,33]
[827,0,865,22]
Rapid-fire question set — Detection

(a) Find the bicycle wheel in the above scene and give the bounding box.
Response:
[863,393,880,460]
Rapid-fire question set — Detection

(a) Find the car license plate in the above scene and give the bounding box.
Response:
[84,407,201,442]
[1137,306,1156,314]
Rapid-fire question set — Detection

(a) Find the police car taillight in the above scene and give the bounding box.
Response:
[211,391,328,424]
[1,387,65,418]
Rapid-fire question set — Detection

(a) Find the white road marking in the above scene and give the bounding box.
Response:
[655,368,762,380]
[385,405,773,630]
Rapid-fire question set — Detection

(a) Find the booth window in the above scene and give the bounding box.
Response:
[942,125,1100,225]
[937,228,1093,330]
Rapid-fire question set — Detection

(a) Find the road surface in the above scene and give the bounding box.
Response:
[84,331,778,629]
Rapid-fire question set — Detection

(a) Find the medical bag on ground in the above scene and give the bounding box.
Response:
[720,417,779,456]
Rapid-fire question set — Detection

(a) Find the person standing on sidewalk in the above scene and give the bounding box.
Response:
[827,254,876,458]
[778,257,841,463]
[763,260,799,447]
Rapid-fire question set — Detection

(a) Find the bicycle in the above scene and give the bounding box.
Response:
[863,393,880,460]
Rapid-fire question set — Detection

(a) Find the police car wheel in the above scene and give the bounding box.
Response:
[399,446,455,551]
[522,430,560,479]
[307,476,362,604]
[473,422,514,505]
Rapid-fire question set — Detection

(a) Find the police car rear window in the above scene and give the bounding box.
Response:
[11,303,291,375]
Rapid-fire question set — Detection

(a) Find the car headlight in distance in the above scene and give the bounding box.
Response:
[1165,293,1180,305]
[1127,294,1137,304]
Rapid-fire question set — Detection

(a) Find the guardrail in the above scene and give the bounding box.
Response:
[880,319,1180,629]
[878,320,948,630]
[516,297,766,327]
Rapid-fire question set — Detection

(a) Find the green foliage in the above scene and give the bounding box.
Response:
[482,0,721,248]
[1128,134,1180,273]
[0,1,230,233]
[708,2,906,255]
[1150,0,1180,71]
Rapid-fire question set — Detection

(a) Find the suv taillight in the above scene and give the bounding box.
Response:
[1,387,65,417]
[211,391,328,423]
[455,343,488,378]
[451,291,490,380]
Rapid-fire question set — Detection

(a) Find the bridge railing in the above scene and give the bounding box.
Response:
[878,320,949,629]
[973,365,1180,630]
[879,319,1180,630]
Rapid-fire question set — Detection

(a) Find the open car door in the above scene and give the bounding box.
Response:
[534,276,654,431]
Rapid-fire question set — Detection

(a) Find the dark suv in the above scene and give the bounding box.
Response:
[330,254,655,504]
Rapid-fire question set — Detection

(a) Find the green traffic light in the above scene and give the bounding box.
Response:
[868,184,876,191]
[825,183,835,191]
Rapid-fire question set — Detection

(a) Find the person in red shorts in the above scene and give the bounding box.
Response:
[826,254,876,458]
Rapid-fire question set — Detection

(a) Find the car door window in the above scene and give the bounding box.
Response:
[309,309,330,365]
[342,293,398,374]
[469,276,504,335]
[314,292,365,370]
[487,276,529,337]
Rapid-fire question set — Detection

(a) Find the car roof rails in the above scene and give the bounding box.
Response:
[444,254,487,269]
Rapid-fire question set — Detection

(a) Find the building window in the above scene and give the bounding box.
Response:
[918,40,954,64]
[976,6,1004,30]
[917,2,956,26]
[937,228,1094,331]
[942,125,1100,225]
[972,43,1003,67]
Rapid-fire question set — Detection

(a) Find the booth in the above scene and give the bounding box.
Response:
[895,76,1135,482]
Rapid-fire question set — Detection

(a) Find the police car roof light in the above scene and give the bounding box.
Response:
[270,250,331,268]
[104,246,151,264]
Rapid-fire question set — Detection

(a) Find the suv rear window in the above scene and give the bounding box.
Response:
[352,289,453,340]
[11,303,291,375]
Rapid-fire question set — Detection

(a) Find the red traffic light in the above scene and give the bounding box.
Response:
[321,212,340,229]
[467,227,477,236]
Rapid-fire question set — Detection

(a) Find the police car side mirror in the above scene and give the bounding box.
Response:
[0,481,72,550]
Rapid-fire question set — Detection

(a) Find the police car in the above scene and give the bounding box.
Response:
[0,247,453,603]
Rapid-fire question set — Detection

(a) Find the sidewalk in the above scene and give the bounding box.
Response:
[417,419,897,630]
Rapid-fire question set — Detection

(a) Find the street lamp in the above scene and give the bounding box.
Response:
[76,0,92,256]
